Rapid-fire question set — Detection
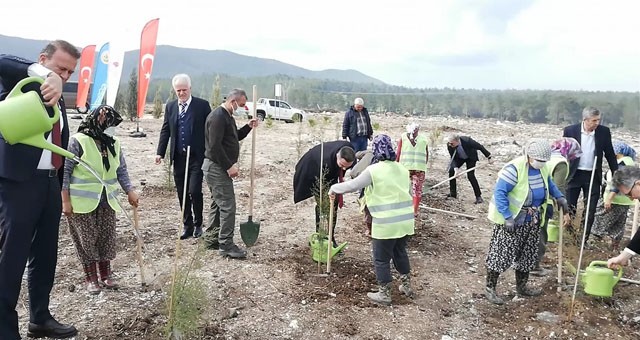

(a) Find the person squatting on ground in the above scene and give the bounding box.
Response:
[329,134,415,305]
[531,137,581,277]
[62,105,139,295]
[607,167,640,269]
[155,74,211,240]
[0,40,80,339]
[293,140,356,248]
[202,89,258,259]
[484,139,570,305]
[446,133,493,204]
[396,122,429,218]
[592,141,637,250]
[342,97,373,152]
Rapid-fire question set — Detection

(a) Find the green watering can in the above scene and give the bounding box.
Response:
[0,77,74,159]
[581,261,623,297]
[547,218,559,242]
[309,232,347,264]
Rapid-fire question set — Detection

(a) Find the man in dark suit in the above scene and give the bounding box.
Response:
[293,141,356,247]
[446,134,493,204]
[156,74,211,239]
[0,40,80,340]
[563,106,617,241]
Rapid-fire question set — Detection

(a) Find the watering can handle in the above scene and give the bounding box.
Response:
[6,77,60,125]
[589,260,623,282]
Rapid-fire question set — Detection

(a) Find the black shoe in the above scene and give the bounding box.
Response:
[446,193,457,199]
[180,226,194,240]
[219,244,247,259]
[27,318,78,339]
[475,197,484,204]
[193,225,203,238]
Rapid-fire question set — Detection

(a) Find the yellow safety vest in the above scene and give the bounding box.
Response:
[608,156,635,206]
[399,134,428,172]
[69,133,121,213]
[365,161,415,239]
[488,156,550,224]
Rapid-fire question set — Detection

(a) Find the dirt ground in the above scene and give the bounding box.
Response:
[15,112,640,339]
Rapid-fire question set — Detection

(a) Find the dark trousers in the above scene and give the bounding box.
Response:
[0,174,62,339]
[449,159,482,198]
[173,153,203,229]
[372,236,411,284]
[350,136,368,152]
[567,170,600,241]
[315,199,338,243]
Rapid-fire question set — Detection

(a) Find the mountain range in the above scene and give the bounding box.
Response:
[0,34,384,84]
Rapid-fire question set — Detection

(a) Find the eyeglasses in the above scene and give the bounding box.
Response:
[623,181,639,198]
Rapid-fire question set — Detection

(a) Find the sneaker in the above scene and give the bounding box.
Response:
[219,244,247,259]
[87,281,101,295]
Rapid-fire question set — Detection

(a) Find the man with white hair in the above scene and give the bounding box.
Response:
[342,97,373,152]
[562,106,617,243]
[156,74,212,240]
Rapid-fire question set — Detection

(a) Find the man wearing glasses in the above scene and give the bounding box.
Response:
[606,167,640,269]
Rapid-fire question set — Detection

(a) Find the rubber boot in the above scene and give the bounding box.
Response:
[367,283,392,305]
[485,270,504,305]
[83,262,101,295]
[516,270,542,297]
[98,261,118,289]
[399,274,415,299]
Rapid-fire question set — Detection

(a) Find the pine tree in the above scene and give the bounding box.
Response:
[126,67,138,121]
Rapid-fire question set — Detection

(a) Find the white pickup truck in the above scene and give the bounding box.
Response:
[245,98,306,123]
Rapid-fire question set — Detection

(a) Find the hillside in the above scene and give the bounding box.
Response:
[0,34,384,85]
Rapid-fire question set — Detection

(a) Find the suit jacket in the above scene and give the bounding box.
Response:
[562,123,617,183]
[447,136,491,162]
[293,140,354,203]
[0,54,69,184]
[156,96,211,164]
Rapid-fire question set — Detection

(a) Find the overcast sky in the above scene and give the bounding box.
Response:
[3,0,639,91]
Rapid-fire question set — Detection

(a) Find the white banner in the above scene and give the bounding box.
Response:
[106,40,125,107]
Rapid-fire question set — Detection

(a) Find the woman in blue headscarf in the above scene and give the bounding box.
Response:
[329,134,415,305]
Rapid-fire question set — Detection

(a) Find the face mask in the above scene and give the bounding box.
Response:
[104,126,117,137]
[530,160,546,170]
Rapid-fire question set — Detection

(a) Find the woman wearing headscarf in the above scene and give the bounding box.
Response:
[329,135,415,305]
[61,105,139,295]
[592,141,637,250]
[531,137,582,277]
[484,139,570,305]
[396,122,429,218]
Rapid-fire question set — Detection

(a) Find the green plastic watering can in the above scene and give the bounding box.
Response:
[547,218,559,242]
[309,232,347,264]
[0,77,74,159]
[581,261,622,297]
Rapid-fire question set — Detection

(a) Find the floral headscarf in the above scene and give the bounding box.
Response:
[372,134,396,164]
[551,137,582,161]
[77,105,123,171]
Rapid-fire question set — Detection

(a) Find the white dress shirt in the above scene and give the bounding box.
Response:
[27,63,65,170]
[577,122,596,171]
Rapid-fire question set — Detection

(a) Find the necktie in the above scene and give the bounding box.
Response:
[52,120,63,169]
[179,102,187,119]
[337,169,344,208]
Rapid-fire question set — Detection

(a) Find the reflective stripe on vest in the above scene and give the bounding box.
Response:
[608,156,635,206]
[69,133,121,213]
[365,161,415,239]
[399,134,428,172]
[487,156,550,224]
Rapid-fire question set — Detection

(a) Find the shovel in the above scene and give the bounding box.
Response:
[240,85,260,246]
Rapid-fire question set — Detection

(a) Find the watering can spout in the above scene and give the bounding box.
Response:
[309,232,347,263]
[0,77,74,159]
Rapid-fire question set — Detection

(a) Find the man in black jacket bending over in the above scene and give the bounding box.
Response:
[446,133,493,204]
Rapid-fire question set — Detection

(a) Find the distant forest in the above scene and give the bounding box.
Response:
[124,72,639,130]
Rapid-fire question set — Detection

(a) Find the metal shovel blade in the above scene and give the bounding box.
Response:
[240,215,260,247]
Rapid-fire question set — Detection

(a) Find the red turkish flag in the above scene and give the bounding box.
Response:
[76,45,96,110]
[137,18,159,118]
